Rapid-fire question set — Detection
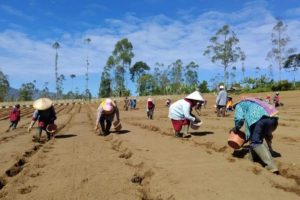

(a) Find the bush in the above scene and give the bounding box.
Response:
[271,80,293,91]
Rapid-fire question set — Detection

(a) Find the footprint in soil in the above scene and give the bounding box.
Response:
[29,172,42,178]
[19,185,38,194]
[119,151,133,159]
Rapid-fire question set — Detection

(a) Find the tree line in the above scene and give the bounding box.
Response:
[0,20,299,101]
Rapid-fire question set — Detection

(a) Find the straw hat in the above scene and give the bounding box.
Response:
[33,98,53,110]
[147,97,152,102]
[185,91,204,101]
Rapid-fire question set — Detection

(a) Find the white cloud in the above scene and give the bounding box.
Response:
[0,1,299,95]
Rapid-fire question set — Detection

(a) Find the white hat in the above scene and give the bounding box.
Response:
[33,98,53,110]
[185,91,204,101]
[219,85,224,89]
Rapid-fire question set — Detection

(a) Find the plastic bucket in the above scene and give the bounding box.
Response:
[113,121,122,131]
[190,121,203,130]
[46,124,57,133]
[228,130,245,149]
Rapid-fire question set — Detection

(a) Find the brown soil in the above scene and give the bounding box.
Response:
[0,91,299,199]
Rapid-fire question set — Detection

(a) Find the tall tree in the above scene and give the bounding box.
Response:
[185,61,199,86]
[170,59,183,93]
[284,53,300,88]
[19,82,36,101]
[70,74,76,94]
[52,41,60,99]
[112,38,134,96]
[0,70,9,102]
[99,65,112,98]
[138,74,156,96]
[204,24,245,87]
[57,74,65,98]
[84,38,91,99]
[130,61,150,95]
[267,20,295,81]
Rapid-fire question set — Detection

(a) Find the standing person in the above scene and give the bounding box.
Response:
[132,97,137,109]
[124,97,130,111]
[216,85,228,117]
[146,98,155,119]
[168,91,203,138]
[95,98,120,136]
[27,98,57,142]
[231,97,279,173]
[6,104,21,132]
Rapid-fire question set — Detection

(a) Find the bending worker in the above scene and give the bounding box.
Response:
[232,97,279,173]
[95,98,120,136]
[168,91,203,138]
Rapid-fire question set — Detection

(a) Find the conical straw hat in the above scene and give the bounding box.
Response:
[185,91,204,101]
[33,98,53,110]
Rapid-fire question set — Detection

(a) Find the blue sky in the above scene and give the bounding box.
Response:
[0,0,300,97]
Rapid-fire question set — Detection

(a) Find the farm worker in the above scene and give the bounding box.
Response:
[273,92,283,107]
[124,97,130,111]
[95,98,120,136]
[232,97,279,173]
[216,85,228,117]
[146,97,155,119]
[28,98,57,142]
[168,91,203,138]
[226,97,233,111]
[6,104,21,132]
[165,98,171,107]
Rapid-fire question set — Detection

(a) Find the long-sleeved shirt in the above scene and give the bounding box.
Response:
[234,101,273,140]
[216,90,227,106]
[168,99,196,122]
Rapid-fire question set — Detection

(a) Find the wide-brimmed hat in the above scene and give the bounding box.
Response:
[103,98,113,112]
[185,91,204,101]
[33,98,52,110]
[219,85,224,89]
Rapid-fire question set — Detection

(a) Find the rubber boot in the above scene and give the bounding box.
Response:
[253,144,279,173]
[181,125,191,138]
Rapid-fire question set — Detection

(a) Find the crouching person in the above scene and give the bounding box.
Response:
[168,91,204,138]
[28,98,57,142]
[232,97,279,174]
[95,98,120,136]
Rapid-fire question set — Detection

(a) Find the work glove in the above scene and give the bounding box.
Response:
[194,118,201,123]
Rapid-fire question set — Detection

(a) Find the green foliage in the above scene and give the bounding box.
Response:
[204,24,245,86]
[99,66,112,98]
[0,70,9,102]
[198,80,210,93]
[185,61,199,85]
[271,80,293,91]
[57,74,65,99]
[111,38,134,96]
[130,61,150,95]
[138,74,156,96]
[19,82,36,101]
[284,53,300,87]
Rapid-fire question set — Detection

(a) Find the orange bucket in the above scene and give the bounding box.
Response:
[228,130,245,149]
